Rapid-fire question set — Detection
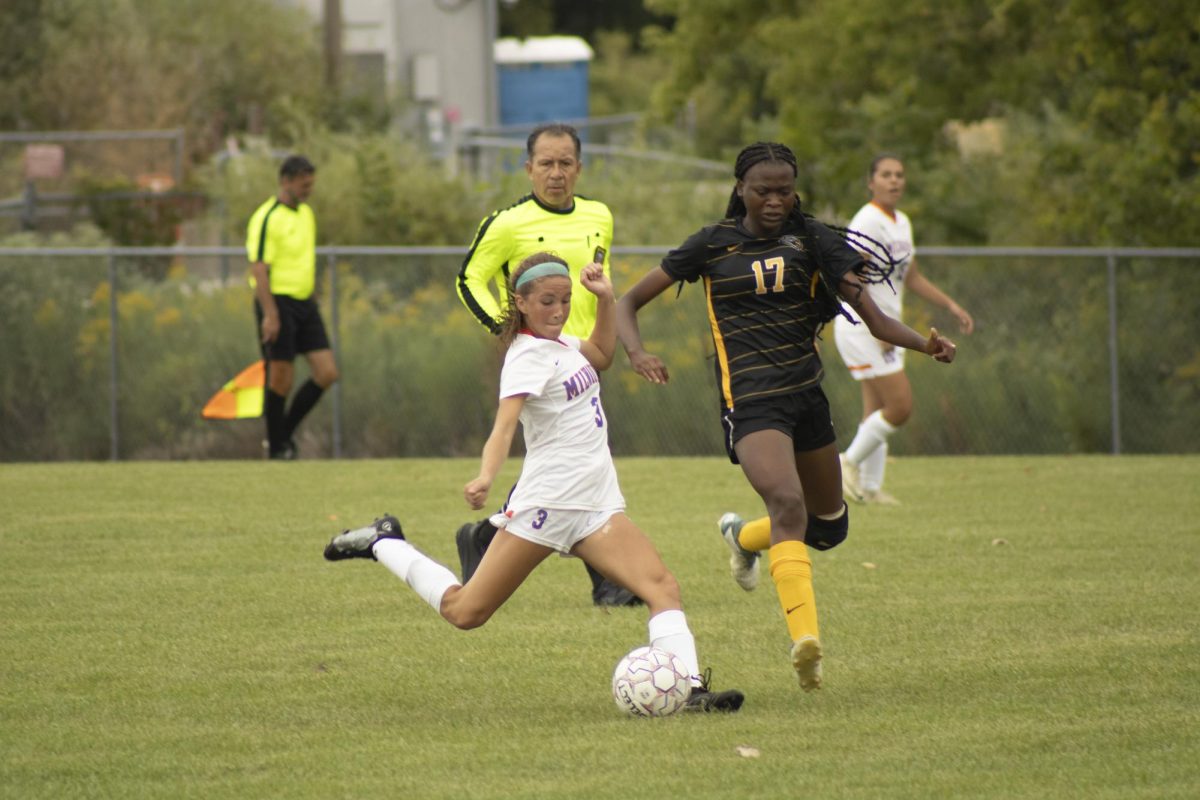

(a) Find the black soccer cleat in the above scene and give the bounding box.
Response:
[588,562,645,607]
[592,579,645,607]
[267,438,298,460]
[455,520,488,582]
[684,669,745,713]
[323,515,404,561]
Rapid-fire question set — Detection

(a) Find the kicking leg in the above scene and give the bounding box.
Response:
[324,515,552,631]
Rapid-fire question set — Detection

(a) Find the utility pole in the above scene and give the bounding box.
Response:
[484,0,499,128]
[323,0,342,100]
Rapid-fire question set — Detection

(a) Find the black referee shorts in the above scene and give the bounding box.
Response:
[255,295,331,362]
[720,385,837,464]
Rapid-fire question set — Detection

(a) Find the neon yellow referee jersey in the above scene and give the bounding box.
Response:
[245,197,317,300]
[456,193,614,337]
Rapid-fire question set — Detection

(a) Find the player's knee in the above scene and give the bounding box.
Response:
[444,607,492,630]
[633,567,680,608]
[268,363,295,395]
[654,570,681,606]
[884,401,912,426]
[440,591,495,630]
[315,366,339,388]
[763,489,807,531]
[805,506,849,551]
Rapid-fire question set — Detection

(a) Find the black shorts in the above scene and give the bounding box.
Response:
[721,385,837,464]
[255,295,331,362]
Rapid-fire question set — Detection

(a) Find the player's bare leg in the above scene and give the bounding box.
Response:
[572,513,679,614]
[439,531,552,629]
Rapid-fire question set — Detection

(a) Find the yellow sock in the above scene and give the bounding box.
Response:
[737,516,772,552]
[769,540,819,642]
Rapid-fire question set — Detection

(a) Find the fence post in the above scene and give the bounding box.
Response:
[1106,252,1121,455]
[172,129,185,188]
[108,252,120,461]
[328,249,342,459]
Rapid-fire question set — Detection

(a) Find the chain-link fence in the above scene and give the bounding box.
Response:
[1,245,1197,461]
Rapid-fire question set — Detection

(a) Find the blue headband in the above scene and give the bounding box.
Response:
[514,260,570,289]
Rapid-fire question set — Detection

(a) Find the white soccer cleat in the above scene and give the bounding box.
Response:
[840,454,865,504]
[861,488,901,506]
[791,635,823,693]
[718,512,759,591]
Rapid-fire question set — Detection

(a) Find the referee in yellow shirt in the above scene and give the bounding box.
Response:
[454,123,640,606]
[246,155,339,459]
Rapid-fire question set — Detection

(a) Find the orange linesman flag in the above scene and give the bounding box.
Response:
[202,360,265,419]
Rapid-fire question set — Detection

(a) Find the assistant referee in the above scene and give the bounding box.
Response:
[246,155,338,460]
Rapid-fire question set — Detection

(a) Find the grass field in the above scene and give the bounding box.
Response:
[2,456,1198,799]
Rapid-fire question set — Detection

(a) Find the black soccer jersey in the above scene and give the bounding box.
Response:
[661,215,861,412]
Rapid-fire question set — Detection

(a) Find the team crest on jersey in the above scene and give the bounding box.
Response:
[779,235,806,252]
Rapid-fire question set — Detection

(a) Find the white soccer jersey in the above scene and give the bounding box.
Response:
[841,201,915,321]
[499,333,624,512]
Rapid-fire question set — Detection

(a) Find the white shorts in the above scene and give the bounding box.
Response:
[833,316,906,381]
[490,505,625,555]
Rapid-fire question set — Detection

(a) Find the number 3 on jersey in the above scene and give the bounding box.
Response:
[751,256,786,294]
[591,396,605,428]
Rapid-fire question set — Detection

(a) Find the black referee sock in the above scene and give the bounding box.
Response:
[265,389,288,453]
[283,379,325,441]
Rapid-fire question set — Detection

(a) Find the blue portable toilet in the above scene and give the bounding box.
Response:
[494,36,593,128]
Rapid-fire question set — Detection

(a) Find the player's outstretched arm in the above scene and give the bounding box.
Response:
[615,267,675,385]
[465,395,526,509]
[579,262,616,370]
[838,272,957,363]
[905,259,974,334]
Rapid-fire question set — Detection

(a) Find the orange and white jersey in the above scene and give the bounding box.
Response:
[841,200,914,322]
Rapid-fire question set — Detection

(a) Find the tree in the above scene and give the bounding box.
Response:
[644,0,1200,245]
[499,0,670,41]
[0,0,47,131]
[3,0,326,164]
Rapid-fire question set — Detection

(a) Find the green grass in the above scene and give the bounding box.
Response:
[2,456,1198,799]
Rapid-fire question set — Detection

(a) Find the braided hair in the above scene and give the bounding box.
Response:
[724,142,896,324]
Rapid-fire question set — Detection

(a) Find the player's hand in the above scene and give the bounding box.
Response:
[464,477,491,510]
[925,327,956,363]
[260,313,280,344]
[580,262,612,301]
[949,303,974,335]
[628,349,669,384]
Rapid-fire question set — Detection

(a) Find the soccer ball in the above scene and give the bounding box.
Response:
[611,646,692,717]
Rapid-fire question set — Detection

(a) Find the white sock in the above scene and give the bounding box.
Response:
[372,538,460,612]
[648,609,702,687]
[859,442,887,493]
[845,409,897,465]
